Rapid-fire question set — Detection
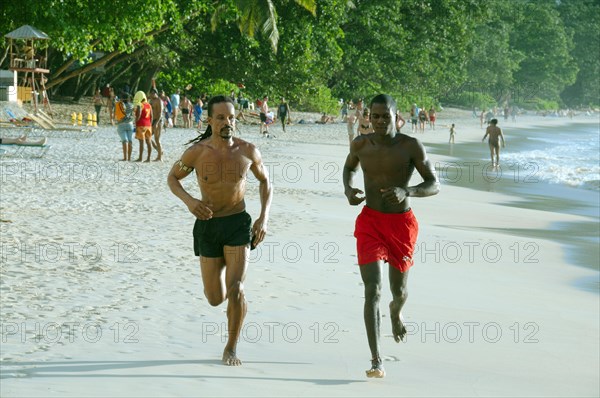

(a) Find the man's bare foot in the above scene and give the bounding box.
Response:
[222,349,242,366]
[153,158,162,162]
[390,301,407,343]
[366,358,385,378]
[144,159,150,163]
[134,158,142,162]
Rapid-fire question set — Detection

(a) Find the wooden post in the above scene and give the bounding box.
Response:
[30,74,38,113]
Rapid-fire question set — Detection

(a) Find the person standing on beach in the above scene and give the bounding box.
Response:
[449,123,457,144]
[115,93,134,161]
[356,108,374,135]
[167,95,272,366]
[343,94,439,378]
[418,107,428,133]
[410,104,418,133]
[276,97,291,133]
[93,89,103,125]
[428,106,436,130]
[150,88,164,161]
[180,95,193,128]
[341,99,349,122]
[161,90,173,128]
[193,96,204,129]
[482,118,506,168]
[480,108,486,128]
[134,91,153,162]
[259,95,269,137]
[107,86,116,126]
[171,89,181,127]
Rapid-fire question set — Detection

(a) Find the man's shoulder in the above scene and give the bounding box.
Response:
[233,137,256,150]
[350,134,371,151]
[396,132,418,144]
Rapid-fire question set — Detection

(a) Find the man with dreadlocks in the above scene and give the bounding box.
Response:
[167,95,273,366]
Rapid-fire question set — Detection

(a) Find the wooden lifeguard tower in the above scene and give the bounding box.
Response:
[5,25,51,114]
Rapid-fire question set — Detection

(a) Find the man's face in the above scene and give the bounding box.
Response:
[209,102,236,140]
[370,103,395,135]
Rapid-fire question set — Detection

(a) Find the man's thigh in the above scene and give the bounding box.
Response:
[200,256,226,300]
[223,245,249,287]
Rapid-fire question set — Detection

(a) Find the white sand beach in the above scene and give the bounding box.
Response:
[1,106,599,397]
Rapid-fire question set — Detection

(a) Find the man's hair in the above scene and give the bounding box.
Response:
[490,118,498,125]
[369,94,397,115]
[150,88,158,95]
[186,95,235,145]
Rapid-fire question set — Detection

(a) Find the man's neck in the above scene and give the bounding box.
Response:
[373,129,397,143]
[209,134,235,148]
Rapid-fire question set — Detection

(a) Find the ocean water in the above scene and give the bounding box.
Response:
[502,123,600,191]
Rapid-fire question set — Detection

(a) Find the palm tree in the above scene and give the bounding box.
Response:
[212,0,317,52]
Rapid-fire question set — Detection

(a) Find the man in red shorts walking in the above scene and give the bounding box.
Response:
[343,94,440,378]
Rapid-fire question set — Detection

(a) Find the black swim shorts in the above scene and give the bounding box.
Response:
[260,113,267,123]
[193,211,252,257]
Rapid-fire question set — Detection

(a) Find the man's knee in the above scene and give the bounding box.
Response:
[364,281,381,304]
[391,283,408,302]
[227,281,245,302]
[205,290,226,307]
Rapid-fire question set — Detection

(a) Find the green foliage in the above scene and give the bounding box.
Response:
[444,91,496,110]
[204,79,239,97]
[0,0,596,109]
[528,98,561,111]
[464,0,524,95]
[509,1,578,102]
[294,84,339,114]
[557,0,600,107]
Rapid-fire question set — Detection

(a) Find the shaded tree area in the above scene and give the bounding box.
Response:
[1,0,597,110]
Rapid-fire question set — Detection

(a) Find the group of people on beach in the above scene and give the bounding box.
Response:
[97,84,209,130]
[408,104,437,133]
[110,83,217,162]
[167,93,441,378]
[166,89,208,129]
[112,88,166,162]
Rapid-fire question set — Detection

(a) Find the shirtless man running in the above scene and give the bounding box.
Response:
[482,118,506,168]
[168,95,272,366]
[343,94,439,378]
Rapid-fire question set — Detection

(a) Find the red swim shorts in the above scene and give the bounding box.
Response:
[354,206,419,272]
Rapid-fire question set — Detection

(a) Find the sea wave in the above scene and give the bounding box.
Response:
[503,147,600,191]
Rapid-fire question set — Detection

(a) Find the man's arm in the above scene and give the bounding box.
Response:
[499,128,506,147]
[343,143,365,205]
[482,128,489,142]
[167,146,213,220]
[249,146,273,247]
[407,139,440,197]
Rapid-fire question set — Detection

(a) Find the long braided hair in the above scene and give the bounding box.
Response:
[185,95,236,145]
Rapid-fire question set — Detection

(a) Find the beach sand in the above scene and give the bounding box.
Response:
[1,104,599,397]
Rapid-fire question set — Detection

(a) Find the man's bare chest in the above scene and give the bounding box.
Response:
[359,144,412,174]
[196,153,251,184]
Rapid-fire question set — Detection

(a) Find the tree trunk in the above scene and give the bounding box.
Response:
[46,26,169,90]
[73,75,98,102]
